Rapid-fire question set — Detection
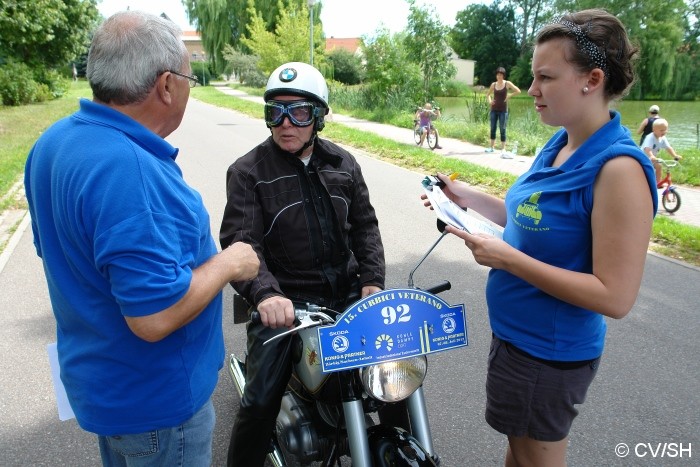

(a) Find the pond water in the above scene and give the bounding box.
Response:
[438,96,700,150]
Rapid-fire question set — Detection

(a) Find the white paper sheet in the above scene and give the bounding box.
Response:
[423,186,504,239]
[47,342,76,421]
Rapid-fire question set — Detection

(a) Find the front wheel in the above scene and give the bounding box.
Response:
[369,426,439,466]
[662,188,681,213]
[414,124,422,145]
[426,129,437,150]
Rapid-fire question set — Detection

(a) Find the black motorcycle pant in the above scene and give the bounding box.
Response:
[227,321,294,467]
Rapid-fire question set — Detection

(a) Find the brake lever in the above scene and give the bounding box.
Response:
[262,309,335,346]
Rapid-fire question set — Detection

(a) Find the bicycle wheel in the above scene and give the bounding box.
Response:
[662,188,681,213]
[413,125,422,145]
[426,129,437,150]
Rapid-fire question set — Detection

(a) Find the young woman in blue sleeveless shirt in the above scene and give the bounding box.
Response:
[425,9,657,467]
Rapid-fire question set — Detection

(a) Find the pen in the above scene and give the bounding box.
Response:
[435,172,459,188]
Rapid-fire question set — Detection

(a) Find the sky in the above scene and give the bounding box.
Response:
[96,0,475,38]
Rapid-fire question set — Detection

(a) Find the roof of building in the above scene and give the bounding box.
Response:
[325,37,362,54]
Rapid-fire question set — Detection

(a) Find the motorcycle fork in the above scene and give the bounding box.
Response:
[339,371,373,466]
[407,387,435,456]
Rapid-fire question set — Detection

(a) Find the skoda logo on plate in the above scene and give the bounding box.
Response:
[442,317,456,334]
[279,67,297,82]
[332,335,349,353]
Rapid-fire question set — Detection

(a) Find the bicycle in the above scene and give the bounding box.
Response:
[413,106,439,150]
[655,158,682,213]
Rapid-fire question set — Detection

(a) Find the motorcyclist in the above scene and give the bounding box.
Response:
[219,62,386,466]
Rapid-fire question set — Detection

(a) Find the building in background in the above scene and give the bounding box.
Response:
[325,37,363,56]
[183,30,205,62]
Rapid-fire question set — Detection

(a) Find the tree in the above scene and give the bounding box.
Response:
[183,0,241,73]
[240,0,322,76]
[554,0,688,99]
[681,0,700,98]
[184,0,325,73]
[241,3,283,74]
[403,0,455,100]
[450,3,520,87]
[0,0,100,68]
[507,0,554,56]
[362,28,423,109]
[327,48,364,85]
[222,45,267,86]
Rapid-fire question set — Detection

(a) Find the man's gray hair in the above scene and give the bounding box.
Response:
[87,11,187,105]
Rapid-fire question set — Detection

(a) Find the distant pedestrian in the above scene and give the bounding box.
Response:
[636,104,661,146]
[72,63,78,81]
[485,67,520,154]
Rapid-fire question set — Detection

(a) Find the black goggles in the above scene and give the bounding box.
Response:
[265,101,318,127]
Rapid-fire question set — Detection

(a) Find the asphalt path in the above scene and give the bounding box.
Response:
[1,97,698,466]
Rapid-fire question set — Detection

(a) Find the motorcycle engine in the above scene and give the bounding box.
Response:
[276,390,347,464]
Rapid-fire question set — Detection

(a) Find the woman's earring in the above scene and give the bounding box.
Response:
[583,86,589,94]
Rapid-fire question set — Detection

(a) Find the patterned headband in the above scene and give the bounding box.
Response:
[559,19,608,77]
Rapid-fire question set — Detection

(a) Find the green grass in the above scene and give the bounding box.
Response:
[192,86,700,267]
[1,83,698,267]
[651,216,700,265]
[0,81,93,210]
[226,84,700,184]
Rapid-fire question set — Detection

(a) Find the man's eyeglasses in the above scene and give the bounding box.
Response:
[169,70,199,88]
[265,101,319,127]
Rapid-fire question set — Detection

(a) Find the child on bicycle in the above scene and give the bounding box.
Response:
[641,118,682,183]
[414,102,443,149]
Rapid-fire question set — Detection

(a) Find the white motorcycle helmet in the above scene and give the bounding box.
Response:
[264,62,329,131]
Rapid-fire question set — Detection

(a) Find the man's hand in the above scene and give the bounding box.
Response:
[257,295,295,329]
[361,285,382,298]
[223,242,260,282]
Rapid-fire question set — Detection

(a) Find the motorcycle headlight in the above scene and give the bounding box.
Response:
[360,356,427,402]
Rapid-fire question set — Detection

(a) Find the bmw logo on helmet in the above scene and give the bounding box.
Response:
[279,67,297,82]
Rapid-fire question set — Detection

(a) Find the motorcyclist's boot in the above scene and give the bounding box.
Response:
[226,408,277,467]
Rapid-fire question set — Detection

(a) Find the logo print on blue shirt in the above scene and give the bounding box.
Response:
[516,191,543,225]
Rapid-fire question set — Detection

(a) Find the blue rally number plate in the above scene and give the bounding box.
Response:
[318,289,467,373]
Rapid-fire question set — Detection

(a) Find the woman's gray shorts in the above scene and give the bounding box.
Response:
[485,335,600,442]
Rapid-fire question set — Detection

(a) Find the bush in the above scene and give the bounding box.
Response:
[34,68,70,98]
[221,48,267,87]
[0,62,71,105]
[240,67,267,88]
[191,62,213,86]
[327,48,364,85]
[0,62,42,106]
[439,79,471,98]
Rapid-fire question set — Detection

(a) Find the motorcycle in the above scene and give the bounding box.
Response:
[229,226,468,466]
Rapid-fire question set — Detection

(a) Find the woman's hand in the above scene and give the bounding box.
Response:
[445,225,514,269]
[420,173,471,209]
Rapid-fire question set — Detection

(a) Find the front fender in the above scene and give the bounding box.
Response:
[368,425,439,466]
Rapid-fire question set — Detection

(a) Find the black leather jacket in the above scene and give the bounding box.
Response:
[220,136,385,307]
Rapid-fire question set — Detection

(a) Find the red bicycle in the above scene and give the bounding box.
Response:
[656,158,681,213]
